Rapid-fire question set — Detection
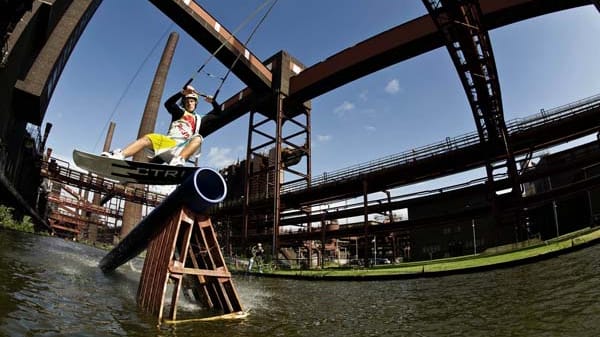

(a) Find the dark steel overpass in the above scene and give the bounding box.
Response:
[215,93,600,214]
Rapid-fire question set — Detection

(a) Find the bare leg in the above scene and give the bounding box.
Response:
[179,136,202,160]
[121,136,152,158]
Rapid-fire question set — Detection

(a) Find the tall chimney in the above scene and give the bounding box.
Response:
[121,32,179,237]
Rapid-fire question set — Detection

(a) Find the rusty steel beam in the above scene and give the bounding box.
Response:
[272,169,600,243]
[147,0,272,92]
[200,87,271,137]
[49,211,105,228]
[213,97,600,214]
[239,162,600,245]
[99,168,227,272]
[50,222,81,234]
[180,0,592,134]
[278,142,600,227]
[288,0,591,103]
[422,0,521,201]
[47,194,121,218]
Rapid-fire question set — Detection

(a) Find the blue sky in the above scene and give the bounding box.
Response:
[43,1,600,193]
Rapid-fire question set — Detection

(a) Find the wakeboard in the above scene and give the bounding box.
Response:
[73,149,197,185]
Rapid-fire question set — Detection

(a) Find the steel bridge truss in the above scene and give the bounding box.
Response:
[422,0,521,200]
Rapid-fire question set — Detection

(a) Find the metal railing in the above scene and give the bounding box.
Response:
[282,93,600,193]
[42,159,166,206]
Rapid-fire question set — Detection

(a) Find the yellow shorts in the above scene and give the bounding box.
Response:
[146,133,178,153]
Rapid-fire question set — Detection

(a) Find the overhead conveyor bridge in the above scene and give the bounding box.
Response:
[214,92,600,213]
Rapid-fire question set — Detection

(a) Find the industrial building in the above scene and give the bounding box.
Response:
[1,1,599,267]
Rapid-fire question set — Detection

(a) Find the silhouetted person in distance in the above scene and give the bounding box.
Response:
[248,243,265,273]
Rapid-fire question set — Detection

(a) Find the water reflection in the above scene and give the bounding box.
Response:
[1,229,599,336]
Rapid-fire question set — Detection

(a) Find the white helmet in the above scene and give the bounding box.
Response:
[184,92,198,101]
[183,85,198,102]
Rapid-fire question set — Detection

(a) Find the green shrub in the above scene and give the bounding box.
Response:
[0,205,16,227]
[0,205,35,233]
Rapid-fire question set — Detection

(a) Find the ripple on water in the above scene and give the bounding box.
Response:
[2,230,600,337]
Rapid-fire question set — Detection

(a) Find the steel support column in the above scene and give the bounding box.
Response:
[242,111,255,245]
[272,91,284,257]
[242,52,311,259]
[362,179,369,265]
[320,211,327,268]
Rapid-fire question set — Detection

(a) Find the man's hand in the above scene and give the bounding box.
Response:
[182,85,196,96]
[204,95,214,103]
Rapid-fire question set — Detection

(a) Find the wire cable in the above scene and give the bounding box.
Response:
[183,0,277,90]
[93,23,175,152]
[211,0,279,101]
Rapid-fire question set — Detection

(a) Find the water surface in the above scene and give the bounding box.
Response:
[1,229,599,336]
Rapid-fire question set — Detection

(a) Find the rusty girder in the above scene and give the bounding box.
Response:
[421,0,520,197]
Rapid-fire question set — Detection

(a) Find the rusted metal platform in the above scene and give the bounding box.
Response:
[97,167,242,322]
[138,207,243,322]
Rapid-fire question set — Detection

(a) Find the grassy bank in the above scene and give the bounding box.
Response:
[243,227,600,280]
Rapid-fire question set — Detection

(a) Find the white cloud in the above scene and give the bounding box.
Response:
[333,101,355,116]
[385,79,401,94]
[365,125,376,132]
[317,134,332,142]
[206,146,235,168]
